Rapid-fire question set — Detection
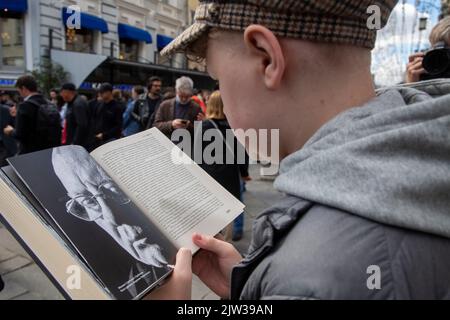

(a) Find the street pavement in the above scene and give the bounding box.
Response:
[0,164,283,300]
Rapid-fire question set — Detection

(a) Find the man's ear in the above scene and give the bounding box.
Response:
[243,25,286,90]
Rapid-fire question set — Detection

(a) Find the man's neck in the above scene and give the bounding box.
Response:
[281,67,375,158]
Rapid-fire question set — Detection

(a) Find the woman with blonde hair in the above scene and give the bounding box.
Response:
[198,91,250,242]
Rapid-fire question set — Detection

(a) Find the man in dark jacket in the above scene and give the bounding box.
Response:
[3,75,57,155]
[60,83,91,149]
[0,102,18,164]
[154,76,202,140]
[131,76,163,130]
[146,0,450,300]
[91,83,123,149]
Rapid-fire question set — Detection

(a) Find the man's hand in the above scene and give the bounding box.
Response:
[192,233,243,299]
[144,248,192,300]
[241,175,252,182]
[196,113,205,121]
[172,119,189,129]
[3,125,14,136]
[96,133,103,140]
[406,52,426,83]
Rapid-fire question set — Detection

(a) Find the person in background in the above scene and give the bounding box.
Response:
[3,75,60,154]
[201,89,212,105]
[162,87,176,102]
[88,90,102,112]
[91,83,123,149]
[192,89,207,113]
[132,76,163,130]
[406,17,450,83]
[0,91,6,104]
[49,88,65,123]
[123,85,145,137]
[197,91,250,242]
[0,91,14,105]
[59,101,68,145]
[60,83,91,150]
[55,94,65,113]
[86,90,102,150]
[112,89,122,101]
[154,76,203,140]
[79,95,89,102]
[49,88,59,105]
[122,90,131,105]
[112,89,126,113]
[0,100,18,164]
[232,159,251,241]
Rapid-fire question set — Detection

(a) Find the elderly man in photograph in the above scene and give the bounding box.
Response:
[153,76,203,140]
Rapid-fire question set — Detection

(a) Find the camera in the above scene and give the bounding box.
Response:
[420,41,450,81]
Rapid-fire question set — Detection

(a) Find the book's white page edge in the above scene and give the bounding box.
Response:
[0,172,111,300]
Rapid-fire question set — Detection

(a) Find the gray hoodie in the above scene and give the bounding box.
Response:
[231,79,450,300]
[274,79,450,238]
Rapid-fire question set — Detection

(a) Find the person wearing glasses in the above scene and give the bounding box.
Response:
[52,146,168,269]
[153,76,204,140]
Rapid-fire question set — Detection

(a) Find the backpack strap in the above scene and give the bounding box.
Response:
[207,119,235,157]
[25,98,43,108]
[26,98,54,109]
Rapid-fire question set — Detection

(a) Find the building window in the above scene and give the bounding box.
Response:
[65,28,95,54]
[0,14,25,70]
[119,39,139,61]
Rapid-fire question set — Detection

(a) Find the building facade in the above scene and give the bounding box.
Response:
[0,0,213,92]
[441,0,450,18]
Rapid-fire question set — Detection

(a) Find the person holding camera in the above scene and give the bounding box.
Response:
[406,17,450,83]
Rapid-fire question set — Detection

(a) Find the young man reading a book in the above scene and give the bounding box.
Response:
[148,0,450,300]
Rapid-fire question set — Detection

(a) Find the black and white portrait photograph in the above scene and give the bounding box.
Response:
[8,146,177,299]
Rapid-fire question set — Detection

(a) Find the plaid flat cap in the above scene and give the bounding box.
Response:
[161,0,398,57]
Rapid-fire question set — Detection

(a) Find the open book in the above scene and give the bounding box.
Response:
[0,128,244,300]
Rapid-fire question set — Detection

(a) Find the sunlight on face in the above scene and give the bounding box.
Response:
[206,32,265,133]
[206,31,283,163]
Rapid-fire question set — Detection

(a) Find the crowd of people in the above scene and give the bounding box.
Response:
[0,75,214,156]
[0,74,250,243]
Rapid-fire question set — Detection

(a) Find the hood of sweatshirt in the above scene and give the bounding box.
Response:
[274,79,450,238]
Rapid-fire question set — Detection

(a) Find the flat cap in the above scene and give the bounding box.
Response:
[161,0,398,57]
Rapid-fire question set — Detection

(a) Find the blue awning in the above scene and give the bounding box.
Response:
[157,34,174,51]
[61,7,108,33]
[0,0,28,13]
[118,23,152,44]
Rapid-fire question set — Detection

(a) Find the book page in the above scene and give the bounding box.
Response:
[91,128,245,252]
[6,146,176,300]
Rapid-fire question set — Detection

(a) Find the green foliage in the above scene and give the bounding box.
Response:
[30,58,69,98]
